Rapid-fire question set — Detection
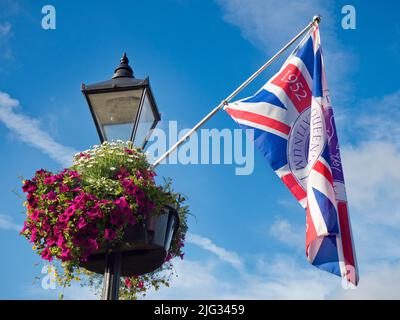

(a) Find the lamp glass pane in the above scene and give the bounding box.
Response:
[88,89,143,141]
[133,92,156,148]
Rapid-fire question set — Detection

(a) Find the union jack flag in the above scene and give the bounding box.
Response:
[225,26,359,285]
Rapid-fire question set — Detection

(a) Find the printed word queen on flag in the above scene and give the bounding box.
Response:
[225,25,359,285]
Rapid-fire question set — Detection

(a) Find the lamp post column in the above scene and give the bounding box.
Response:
[101,251,122,300]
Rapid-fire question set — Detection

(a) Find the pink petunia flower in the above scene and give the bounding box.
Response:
[104,228,117,241]
[20,221,28,234]
[41,248,53,261]
[66,170,80,180]
[46,237,56,247]
[77,216,87,229]
[57,235,65,247]
[44,191,57,201]
[58,184,70,193]
[30,209,40,221]
[65,205,76,217]
[27,194,38,208]
[124,148,134,155]
[58,212,69,223]
[87,238,99,251]
[29,228,37,243]
[22,180,37,193]
[115,167,130,180]
[35,169,48,176]
[43,176,57,185]
[79,152,91,159]
[127,214,136,225]
[110,211,123,226]
[60,246,71,261]
[124,277,132,288]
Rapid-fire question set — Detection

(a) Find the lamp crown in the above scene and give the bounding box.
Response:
[112,52,134,79]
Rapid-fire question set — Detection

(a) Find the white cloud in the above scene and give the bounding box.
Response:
[23,281,98,300]
[186,233,244,270]
[61,284,98,300]
[143,247,400,299]
[342,140,400,205]
[269,218,303,248]
[0,21,13,60]
[0,22,11,38]
[145,259,233,299]
[217,0,333,53]
[334,262,400,299]
[354,91,400,145]
[144,254,338,299]
[0,92,77,167]
[0,214,21,232]
[341,141,400,224]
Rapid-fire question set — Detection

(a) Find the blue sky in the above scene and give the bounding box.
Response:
[1,0,400,299]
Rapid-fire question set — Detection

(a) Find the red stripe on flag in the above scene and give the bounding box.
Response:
[338,201,358,285]
[271,63,311,113]
[313,160,334,186]
[305,201,318,257]
[281,173,307,201]
[225,108,291,135]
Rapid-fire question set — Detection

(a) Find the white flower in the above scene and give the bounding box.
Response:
[110,167,116,171]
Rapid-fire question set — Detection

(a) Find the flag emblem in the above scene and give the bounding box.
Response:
[225,26,359,285]
[287,106,325,190]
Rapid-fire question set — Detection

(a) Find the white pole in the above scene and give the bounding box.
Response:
[152,15,321,168]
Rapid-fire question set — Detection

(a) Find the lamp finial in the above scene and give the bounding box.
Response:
[112,52,134,79]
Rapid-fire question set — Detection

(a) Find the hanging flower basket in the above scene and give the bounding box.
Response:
[79,205,180,276]
[20,141,188,298]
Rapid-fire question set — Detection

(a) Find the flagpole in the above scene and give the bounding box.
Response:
[152,15,321,168]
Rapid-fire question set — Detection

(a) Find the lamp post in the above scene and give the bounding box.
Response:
[82,53,161,149]
[81,53,161,300]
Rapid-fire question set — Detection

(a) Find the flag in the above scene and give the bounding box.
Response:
[225,25,359,285]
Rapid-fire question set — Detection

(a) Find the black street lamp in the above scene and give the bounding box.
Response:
[81,54,177,301]
[82,53,161,148]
